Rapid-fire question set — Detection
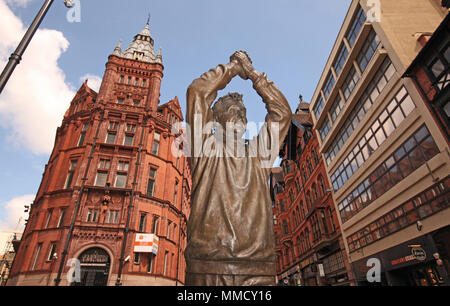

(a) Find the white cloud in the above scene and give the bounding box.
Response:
[0,0,75,155]
[80,73,102,92]
[4,0,32,7]
[0,194,33,233]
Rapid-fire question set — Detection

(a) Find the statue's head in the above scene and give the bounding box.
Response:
[212,92,247,139]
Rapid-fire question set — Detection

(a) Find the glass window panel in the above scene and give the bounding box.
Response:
[407,210,419,223]
[372,120,380,131]
[360,191,368,206]
[400,96,415,117]
[351,159,358,173]
[398,157,413,178]
[409,147,425,169]
[394,146,406,161]
[384,156,395,168]
[355,152,364,167]
[95,172,107,186]
[373,179,385,197]
[370,87,380,102]
[396,87,407,101]
[368,136,378,152]
[415,125,429,142]
[443,45,450,63]
[388,164,402,184]
[388,221,399,233]
[382,173,394,190]
[106,133,116,144]
[421,136,439,160]
[124,134,134,146]
[429,59,445,78]
[357,107,365,121]
[391,108,405,127]
[418,204,433,218]
[404,137,416,152]
[115,173,127,188]
[375,128,386,145]
[387,100,397,113]
[385,63,396,80]
[363,97,372,112]
[383,117,395,136]
[377,75,387,91]
[362,145,370,160]
[379,110,388,123]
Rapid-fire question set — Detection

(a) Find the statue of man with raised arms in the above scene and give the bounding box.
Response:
[185,50,292,286]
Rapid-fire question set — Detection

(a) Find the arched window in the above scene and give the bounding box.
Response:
[295,178,301,193]
[312,147,320,165]
[302,166,307,182]
[307,158,313,174]
[305,228,311,250]
[312,184,318,202]
[306,191,312,209]
[319,176,326,196]
[300,200,306,217]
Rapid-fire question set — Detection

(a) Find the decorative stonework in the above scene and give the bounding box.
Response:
[111,24,162,65]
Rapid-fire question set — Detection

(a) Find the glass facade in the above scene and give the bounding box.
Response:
[324,57,396,165]
[347,176,449,252]
[331,86,416,191]
[346,5,366,47]
[356,29,381,73]
[338,125,440,223]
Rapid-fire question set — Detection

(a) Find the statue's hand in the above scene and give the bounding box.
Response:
[230,50,258,81]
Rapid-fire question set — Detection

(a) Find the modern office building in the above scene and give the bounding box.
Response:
[309,0,449,285]
[7,22,191,286]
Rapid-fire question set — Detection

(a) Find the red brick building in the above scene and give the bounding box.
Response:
[402,13,450,144]
[270,98,353,286]
[7,22,191,286]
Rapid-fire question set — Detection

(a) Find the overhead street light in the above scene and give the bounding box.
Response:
[0,1,72,95]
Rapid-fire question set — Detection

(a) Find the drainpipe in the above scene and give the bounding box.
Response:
[175,157,186,286]
[115,117,147,286]
[54,109,105,286]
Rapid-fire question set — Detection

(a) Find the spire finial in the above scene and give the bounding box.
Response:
[146,13,151,26]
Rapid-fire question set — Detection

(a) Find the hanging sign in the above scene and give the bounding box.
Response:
[134,234,159,254]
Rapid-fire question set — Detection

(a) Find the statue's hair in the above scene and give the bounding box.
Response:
[212,92,245,116]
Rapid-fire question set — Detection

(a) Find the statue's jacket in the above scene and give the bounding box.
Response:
[185,63,292,277]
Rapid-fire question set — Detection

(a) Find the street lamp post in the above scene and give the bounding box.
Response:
[0,0,72,95]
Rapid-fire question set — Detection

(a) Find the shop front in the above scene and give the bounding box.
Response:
[352,233,450,286]
[76,247,111,286]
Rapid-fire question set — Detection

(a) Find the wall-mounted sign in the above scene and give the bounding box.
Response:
[133,234,159,254]
[79,248,110,264]
[411,247,426,261]
[317,263,325,277]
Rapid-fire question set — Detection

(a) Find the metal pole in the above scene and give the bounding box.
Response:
[0,0,55,95]
[175,157,186,286]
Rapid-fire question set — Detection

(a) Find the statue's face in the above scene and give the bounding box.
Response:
[214,99,247,139]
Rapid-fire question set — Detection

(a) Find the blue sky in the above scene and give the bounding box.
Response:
[0,0,351,231]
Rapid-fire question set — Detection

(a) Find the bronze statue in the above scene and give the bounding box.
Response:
[185,51,292,286]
